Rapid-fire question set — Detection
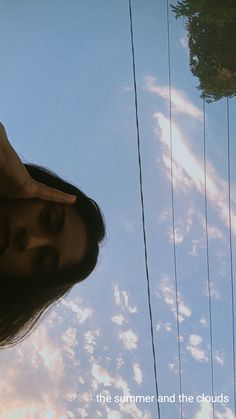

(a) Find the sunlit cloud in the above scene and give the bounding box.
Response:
[145,76,203,119]
[91,363,149,418]
[187,334,208,363]
[61,327,78,358]
[91,364,113,387]
[154,112,236,234]
[0,321,80,418]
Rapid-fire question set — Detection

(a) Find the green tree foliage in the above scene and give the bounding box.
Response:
[171,0,236,102]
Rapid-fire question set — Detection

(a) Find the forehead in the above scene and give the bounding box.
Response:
[60,205,88,269]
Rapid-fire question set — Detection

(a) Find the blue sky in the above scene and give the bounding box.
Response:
[0,1,235,418]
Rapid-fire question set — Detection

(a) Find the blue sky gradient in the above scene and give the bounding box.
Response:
[0,1,235,418]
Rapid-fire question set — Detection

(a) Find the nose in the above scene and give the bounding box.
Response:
[26,235,52,251]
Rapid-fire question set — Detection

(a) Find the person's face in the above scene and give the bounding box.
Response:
[0,199,87,278]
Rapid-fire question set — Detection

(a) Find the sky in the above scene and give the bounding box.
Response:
[0,1,235,418]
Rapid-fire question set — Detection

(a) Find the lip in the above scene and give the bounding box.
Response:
[0,217,10,256]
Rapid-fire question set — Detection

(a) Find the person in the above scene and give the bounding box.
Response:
[0,123,105,348]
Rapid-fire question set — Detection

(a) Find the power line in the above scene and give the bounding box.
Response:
[203,99,215,419]
[166,1,183,418]
[128,1,160,417]
[226,98,236,414]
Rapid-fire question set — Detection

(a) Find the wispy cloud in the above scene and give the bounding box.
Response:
[159,277,192,322]
[153,111,236,235]
[180,35,188,49]
[114,285,137,314]
[91,363,149,418]
[84,329,99,354]
[203,281,221,300]
[214,351,224,366]
[133,362,143,384]
[195,402,213,419]
[62,299,93,323]
[145,76,203,119]
[187,334,208,363]
[195,402,235,419]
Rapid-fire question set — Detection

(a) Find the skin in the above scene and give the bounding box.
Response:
[0,123,86,278]
[0,199,88,278]
[0,122,76,204]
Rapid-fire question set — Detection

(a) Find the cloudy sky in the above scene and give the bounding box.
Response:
[0,1,235,418]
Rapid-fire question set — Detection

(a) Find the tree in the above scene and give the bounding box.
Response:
[171,0,236,102]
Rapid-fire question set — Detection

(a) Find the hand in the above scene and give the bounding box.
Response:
[0,123,76,204]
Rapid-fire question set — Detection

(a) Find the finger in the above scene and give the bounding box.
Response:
[33,181,76,204]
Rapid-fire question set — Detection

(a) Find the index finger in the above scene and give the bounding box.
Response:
[33,181,76,205]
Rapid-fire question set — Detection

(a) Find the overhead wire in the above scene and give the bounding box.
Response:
[203,98,215,419]
[129,2,234,419]
[166,1,183,418]
[128,0,161,417]
[226,97,236,414]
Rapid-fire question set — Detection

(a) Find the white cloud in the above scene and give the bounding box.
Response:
[203,281,220,300]
[77,408,89,418]
[114,285,137,313]
[84,330,99,354]
[189,238,203,257]
[116,357,124,370]
[195,402,213,419]
[0,321,79,419]
[91,364,113,387]
[133,362,143,384]
[62,300,93,324]
[187,334,208,363]
[207,225,223,239]
[199,317,207,326]
[195,403,235,419]
[180,35,188,49]
[164,322,172,332]
[111,314,125,326]
[119,329,138,351]
[91,363,149,419]
[153,111,236,235]
[145,76,203,119]
[214,351,224,366]
[215,407,235,419]
[61,327,78,358]
[160,277,191,322]
[107,410,122,419]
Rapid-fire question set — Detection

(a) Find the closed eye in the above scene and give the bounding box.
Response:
[39,203,65,234]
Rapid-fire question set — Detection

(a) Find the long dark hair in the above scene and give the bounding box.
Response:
[0,164,105,348]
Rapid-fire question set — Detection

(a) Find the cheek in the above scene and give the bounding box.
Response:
[0,249,30,277]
